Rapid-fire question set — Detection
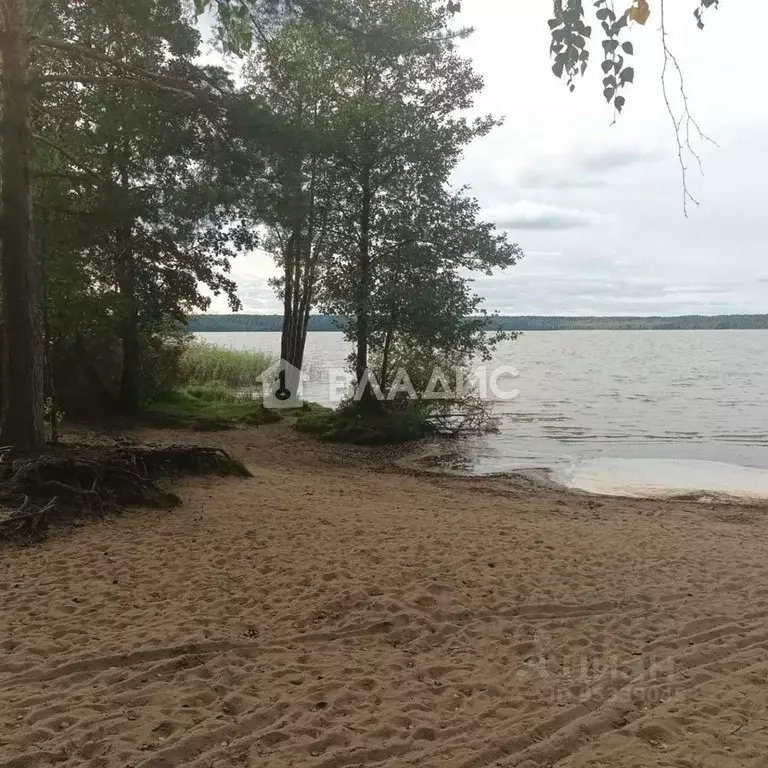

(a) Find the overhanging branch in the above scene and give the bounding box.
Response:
[30,74,200,100]
[659,0,718,217]
[32,132,109,185]
[29,35,210,96]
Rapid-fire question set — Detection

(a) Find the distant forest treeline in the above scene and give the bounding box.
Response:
[188,314,768,332]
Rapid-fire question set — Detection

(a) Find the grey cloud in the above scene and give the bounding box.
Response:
[485,202,596,231]
[232,277,279,312]
[468,269,768,316]
[517,167,607,190]
[578,146,663,173]
[516,144,664,190]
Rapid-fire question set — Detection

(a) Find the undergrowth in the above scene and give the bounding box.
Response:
[147,386,281,431]
[294,402,430,445]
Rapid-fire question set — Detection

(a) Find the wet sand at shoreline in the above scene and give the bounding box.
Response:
[3,424,768,767]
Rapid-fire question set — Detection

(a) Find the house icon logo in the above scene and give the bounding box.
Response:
[258,359,307,410]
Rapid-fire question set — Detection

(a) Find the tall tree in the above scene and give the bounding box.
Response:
[220,0,520,402]
[1,0,44,446]
[302,0,519,396]
[0,0,242,444]
[31,0,253,412]
[366,187,521,392]
[245,21,340,381]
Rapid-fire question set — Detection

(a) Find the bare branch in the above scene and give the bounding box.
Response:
[659,0,718,217]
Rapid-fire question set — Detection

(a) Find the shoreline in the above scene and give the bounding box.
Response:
[3,423,768,767]
[393,434,768,506]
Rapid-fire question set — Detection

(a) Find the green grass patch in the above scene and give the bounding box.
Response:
[179,342,275,390]
[147,386,281,431]
[293,406,337,435]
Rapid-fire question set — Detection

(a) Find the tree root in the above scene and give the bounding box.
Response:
[0,442,251,544]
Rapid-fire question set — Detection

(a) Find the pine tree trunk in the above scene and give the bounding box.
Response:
[116,148,140,414]
[119,312,140,413]
[117,250,140,413]
[356,171,372,401]
[380,306,397,395]
[279,147,308,397]
[74,335,116,410]
[0,0,46,448]
[280,232,295,365]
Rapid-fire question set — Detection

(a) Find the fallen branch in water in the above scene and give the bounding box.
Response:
[427,395,500,437]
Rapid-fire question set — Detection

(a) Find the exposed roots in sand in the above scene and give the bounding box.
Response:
[0,442,251,544]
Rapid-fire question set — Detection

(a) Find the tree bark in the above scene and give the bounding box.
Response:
[295,158,319,373]
[74,335,116,410]
[355,168,372,402]
[279,143,312,398]
[380,305,397,395]
[116,140,140,413]
[0,0,46,448]
[280,230,296,366]
[118,305,140,412]
[117,249,140,413]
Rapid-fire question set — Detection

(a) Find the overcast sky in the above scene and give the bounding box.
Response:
[209,1,768,317]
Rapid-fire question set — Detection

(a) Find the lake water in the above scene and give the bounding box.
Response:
[197,330,768,498]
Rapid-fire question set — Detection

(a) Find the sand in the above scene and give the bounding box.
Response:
[3,424,768,768]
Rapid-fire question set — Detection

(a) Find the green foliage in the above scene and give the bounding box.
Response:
[196,0,305,54]
[217,0,521,399]
[198,0,467,55]
[549,0,720,112]
[184,383,241,402]
[9,0,526,440]
[51,323,191,417]
[263,0,521,386]
[140,326,192,401]
[205,0,722,119]
[178,342,275,390]
[32,0,258,415]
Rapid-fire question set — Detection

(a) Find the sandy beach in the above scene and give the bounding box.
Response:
[3,424,768,767]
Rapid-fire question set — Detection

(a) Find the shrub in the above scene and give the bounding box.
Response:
[294,407,337,435]
[295,401,430,445]
[52,322,191,418]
